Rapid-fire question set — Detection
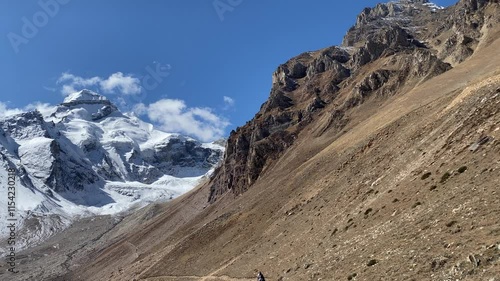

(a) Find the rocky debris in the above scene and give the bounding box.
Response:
[468,254,481,267]
[469,135,490,151]
[431,256,450,271]
[347,273,358,280]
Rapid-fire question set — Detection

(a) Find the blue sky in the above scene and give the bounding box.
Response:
[1,0,458,141]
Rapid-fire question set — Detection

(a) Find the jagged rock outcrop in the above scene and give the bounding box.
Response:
[344,0,499,65]
[207,0,499,202]
[434,0,499,64]
[343,0,436,47]
[1,111,101,193]
[306,47,351,82]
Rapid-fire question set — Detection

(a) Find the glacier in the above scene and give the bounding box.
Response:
[0,90,224,252]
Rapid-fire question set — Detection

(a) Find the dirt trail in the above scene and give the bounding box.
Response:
[144,275,254,281]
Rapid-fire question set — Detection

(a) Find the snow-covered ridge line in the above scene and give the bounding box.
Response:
[423,2,445,11]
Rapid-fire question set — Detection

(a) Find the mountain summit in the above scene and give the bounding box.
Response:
[62,89,109,103]
[0,91,223,251]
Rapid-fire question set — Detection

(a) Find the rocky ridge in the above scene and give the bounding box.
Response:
[208,0,499,202]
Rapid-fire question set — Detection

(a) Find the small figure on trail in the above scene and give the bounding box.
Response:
[257,271,266,281]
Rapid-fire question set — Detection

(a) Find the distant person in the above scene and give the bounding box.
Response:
[257,271,266,281]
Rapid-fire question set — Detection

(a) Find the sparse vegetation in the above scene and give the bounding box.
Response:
[446,220,458,227]
[331,228,338,236]
[440,171,451,183]
[421,172,432,180]
[367,259,378,266]
[457,166,468,173]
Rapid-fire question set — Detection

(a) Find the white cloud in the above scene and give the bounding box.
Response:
[132,103,148,116]
[0,102,23,118]
[223,96,235,110]
[57,73,101,95]
[56,72,141,96]
[24,102,57,116]
[137,99,230,142]
[43,86,57,92]
[100,72,142,95]
[0,102,56,118]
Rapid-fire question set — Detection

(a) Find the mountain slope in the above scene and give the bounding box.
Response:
[4,0,499,280]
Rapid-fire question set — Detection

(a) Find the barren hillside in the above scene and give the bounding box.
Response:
[4,0,499,280]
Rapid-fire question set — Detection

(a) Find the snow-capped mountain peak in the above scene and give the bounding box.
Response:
[52,89,119,122]
[0,90,225,251]
[63,89,109,104]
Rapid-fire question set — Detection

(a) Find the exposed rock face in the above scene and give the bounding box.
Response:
[1,111,101,193]
[345,0,500,65]
[435,0,499,64]
[45,139,102,193]
[307,47,351,81]
[343,0,434,47]
[207,0,498,202]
